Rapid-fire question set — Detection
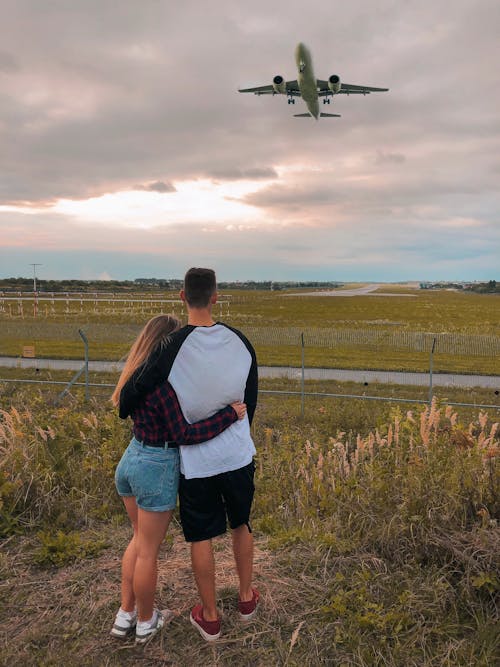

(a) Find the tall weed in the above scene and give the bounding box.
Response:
[0,390,128,536]
[1,388,498,664]
[254,400,498,555]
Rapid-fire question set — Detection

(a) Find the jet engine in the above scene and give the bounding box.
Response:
[328,75,341,93]
[273,75,287,94]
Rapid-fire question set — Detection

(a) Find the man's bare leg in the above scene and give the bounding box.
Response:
[191,539,218,620]
[232,524,254,601]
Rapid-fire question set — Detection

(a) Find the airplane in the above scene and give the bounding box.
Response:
[238,42,389,119]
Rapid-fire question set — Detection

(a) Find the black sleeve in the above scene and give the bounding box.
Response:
[119,325,195,419]
[244,343,258,425]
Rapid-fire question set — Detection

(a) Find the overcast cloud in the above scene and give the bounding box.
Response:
[0,0,499,281]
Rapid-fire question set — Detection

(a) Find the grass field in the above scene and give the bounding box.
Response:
[1,287,499,374]
[1,367,499,416]
[1,287,499,662]
[0,385,498,666]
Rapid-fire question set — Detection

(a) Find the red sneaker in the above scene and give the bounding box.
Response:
[189,604,221,641]
[238,588,260,621]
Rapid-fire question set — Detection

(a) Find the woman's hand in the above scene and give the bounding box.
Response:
[231,401,247,420]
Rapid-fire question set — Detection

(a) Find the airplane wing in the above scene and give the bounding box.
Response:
[239,80,301,96]
[317,79,389,95]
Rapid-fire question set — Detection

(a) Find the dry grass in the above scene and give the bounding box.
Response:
[1,521,498,666]
[1,289,499,374]
[0,521,301,667]
[1,389,499,666]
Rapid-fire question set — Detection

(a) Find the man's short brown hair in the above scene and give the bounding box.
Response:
[184,267,216,308]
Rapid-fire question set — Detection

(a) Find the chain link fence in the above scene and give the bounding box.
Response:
[1,327,499,412]
[244,327,500,356]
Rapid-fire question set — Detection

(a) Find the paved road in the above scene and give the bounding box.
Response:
[0,356,498,389]
[283,284,416,297]
[284,284,382,297]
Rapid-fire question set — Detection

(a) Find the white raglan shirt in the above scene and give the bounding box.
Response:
[168,324,256,479]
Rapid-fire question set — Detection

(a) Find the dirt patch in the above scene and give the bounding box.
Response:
[0,522,292,666]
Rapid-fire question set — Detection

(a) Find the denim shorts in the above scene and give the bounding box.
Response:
[115,437,180,512]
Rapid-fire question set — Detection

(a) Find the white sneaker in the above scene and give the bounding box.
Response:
[110,608,137,639]
[135,609,165,645]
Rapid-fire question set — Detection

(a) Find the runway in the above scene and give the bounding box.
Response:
[282,284,416,297]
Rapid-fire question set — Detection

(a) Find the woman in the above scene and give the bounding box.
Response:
[110,314,246,644]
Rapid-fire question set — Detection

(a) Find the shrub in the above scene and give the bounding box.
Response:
[33,530,109,567]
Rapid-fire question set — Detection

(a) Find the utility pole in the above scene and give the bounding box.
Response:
[29,263,42,318]
[29,263,42,292]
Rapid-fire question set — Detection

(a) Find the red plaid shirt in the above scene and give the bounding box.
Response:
[131,380,237,446]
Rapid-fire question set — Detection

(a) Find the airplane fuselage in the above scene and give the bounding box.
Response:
[295,42,319,119]
[238,43,389,119]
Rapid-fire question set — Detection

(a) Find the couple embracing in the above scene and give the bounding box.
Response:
[110,267,259,644]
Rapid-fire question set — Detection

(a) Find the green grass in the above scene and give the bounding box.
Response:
[2,287,499,332]
[1,368,499,417]
[1,289,499,373]
[1,288,499,662]
[229,288,500,333]
[0,386,498,665]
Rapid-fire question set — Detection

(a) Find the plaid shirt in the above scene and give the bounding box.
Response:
[131,380,237,446]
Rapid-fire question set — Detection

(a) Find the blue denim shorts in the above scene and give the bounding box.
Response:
[115,437,180,512]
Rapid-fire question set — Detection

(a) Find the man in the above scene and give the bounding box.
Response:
[168,267,259,640]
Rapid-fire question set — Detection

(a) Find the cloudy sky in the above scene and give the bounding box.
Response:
[1,0,499,281]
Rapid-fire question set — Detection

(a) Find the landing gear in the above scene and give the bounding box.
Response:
[287,96,296,105]
[323,96,331,105]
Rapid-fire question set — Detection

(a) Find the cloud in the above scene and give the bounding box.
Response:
[0,0,499,280]
[0,50,18,72]
[133,180,176,193]
[208,167,279,181]
[2,213,497,283]
[374,151,406,165]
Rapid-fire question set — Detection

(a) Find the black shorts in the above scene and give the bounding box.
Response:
[179,460,255,542]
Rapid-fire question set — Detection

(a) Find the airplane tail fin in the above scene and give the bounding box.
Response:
[294,112,341,118]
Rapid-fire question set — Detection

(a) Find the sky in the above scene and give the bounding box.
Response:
[0,0,499,282]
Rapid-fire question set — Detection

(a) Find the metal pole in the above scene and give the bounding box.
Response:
[79,329,89,401]
[29,263,42,318]
[301,332,305,418]
[429,337,436,405]
[29,263,42,293]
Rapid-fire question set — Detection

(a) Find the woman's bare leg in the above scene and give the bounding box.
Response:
[134,508,174,621]
[120,496,139,612]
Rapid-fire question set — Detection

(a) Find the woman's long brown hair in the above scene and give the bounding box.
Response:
[111,314,181,406]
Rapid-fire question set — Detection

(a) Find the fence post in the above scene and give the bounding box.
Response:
[55,329,89,404]
[79,329,89,401]
[301,332,305,418]
[429,336,437,405]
